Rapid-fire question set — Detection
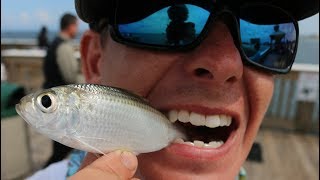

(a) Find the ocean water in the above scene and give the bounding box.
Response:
[295,38,319,64]
[1,31,83,43]
[1,31,318,65]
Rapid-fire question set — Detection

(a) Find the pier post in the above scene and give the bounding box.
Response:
[295,101,316,133]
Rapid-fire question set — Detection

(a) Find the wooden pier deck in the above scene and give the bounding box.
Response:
[244,128,319,180]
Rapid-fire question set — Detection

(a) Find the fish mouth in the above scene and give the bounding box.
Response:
[15,104,22,116]
[15,104,29,123]
[15,97,38,127]
[16,103,46,130]
[16,104,28,121]
[15,103,26,118]
[162,108,239,150]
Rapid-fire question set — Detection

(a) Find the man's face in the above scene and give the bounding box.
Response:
[68,21,79,39]
[81,20,274,179]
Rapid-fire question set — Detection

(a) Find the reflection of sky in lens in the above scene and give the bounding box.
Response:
[119,4,209,34]
[240,19,296,43]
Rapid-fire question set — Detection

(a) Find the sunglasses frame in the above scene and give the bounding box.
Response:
[107,2,299,74]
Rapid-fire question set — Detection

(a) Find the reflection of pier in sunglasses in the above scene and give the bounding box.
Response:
[245,43,296,69]
[239,18,297,71]
[115,3,298,73]
[118,4,208,46]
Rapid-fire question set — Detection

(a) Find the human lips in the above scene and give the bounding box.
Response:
[161,106,240,160]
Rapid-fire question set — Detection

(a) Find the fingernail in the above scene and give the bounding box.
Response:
[120,151,137,171]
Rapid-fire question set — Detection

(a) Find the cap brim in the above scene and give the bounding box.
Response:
[75,0,319,24]
[238,0,319,20]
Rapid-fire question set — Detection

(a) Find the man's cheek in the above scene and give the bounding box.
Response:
[243,68,275,129]
[244,68,274,105]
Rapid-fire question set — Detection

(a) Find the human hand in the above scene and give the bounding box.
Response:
[69,150,138,180]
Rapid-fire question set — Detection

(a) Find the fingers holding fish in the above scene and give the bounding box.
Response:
[70,150,138,180]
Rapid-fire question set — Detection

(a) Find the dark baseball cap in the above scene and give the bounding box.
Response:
[75,0,319,25]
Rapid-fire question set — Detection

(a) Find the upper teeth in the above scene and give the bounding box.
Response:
[168,110,232,128]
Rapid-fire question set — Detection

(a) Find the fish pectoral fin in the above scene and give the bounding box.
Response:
[72,135,107,156]
[75,136,107,141]
[74,136,138,155]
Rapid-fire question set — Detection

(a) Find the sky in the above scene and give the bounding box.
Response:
[1,0,88,32]
[1,0,319,36]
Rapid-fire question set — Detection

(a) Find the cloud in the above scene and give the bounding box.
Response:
[20,12,30,25]
[35,10,51,24]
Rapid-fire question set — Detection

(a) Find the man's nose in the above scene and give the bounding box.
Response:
[183,21,243,85]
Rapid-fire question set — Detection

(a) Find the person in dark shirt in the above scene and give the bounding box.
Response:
[37,26,49,49]
[166,4,196,45]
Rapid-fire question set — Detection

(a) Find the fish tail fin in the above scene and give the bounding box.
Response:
[168,124,186,141]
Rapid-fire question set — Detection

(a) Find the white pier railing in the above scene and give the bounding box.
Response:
[263,63,319,134]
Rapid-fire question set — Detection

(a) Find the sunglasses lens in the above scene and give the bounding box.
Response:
[116,4,210,46]
[240,5,297,71]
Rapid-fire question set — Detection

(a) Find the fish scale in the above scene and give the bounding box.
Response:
[16,84,185,154]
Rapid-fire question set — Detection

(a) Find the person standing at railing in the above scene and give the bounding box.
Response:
[42,13,81,168]
[269,24,286,52]
[37,26,49,49]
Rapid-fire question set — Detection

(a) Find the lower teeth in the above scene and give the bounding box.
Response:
[174,138,224,148]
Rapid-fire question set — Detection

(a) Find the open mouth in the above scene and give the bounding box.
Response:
[166,110,238,149]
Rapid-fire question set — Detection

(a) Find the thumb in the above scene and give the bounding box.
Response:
[70,150,138,180]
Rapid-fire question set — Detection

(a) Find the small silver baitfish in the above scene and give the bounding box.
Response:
[16,84,185,154]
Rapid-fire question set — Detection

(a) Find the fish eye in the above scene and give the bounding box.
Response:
[36,92,57,113]
[41,95,52,108]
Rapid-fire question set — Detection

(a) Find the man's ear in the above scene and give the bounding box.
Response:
[80,30,103,84]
